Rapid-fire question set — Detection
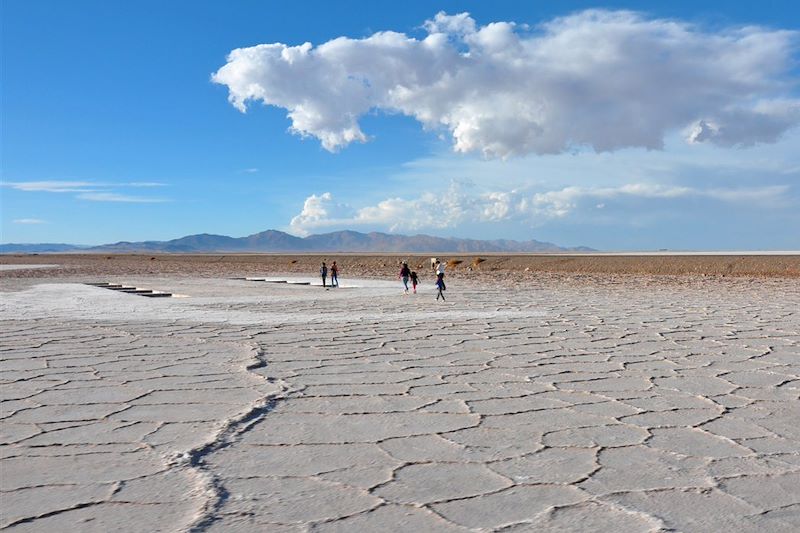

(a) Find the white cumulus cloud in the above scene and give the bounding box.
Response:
[213,10,800,157]
[288,183,792,235]
[288,185,465,234]
[289,192,356,235]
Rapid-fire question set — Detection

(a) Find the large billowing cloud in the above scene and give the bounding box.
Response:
[213,10,799,157]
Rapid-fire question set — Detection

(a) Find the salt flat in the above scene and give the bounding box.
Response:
[1,275,799,532]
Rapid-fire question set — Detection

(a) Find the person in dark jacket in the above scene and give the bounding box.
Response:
[436,275,446,301]
[398,261,411,293]
[320,262,328,288]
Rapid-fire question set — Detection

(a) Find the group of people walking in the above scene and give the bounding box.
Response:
[399,259,447,300]
[319,261,338,288]
[318,258,448,300]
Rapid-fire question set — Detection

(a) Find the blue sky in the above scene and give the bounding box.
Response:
[2,0,799,250]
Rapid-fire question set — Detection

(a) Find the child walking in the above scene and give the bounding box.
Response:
[411,271,419,294]
[410,271,419,294]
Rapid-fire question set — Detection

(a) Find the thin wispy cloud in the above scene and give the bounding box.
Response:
[77,192,168,203]
[12,218,46,224]
[127,182,167,187]
[241,168,259,173]
[2,180,169,203]
[214,10,800,158]
[3,181,96,193]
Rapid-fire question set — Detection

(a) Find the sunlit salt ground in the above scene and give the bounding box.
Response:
[1,276,799,532]
[0,265,59,271]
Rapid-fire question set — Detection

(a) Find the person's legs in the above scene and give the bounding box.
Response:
[402,277,409,292]
[322,275,326,288]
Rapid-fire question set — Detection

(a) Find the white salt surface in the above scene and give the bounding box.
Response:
[0,264,59,271]
[556,251,800,256]
[0,278,542,325]
[1,276,799,531]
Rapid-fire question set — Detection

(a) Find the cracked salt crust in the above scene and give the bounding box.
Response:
[1,276,799,531]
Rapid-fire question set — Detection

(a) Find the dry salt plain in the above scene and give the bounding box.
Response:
[1,270,799,532]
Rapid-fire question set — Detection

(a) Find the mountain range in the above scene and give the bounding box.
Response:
[0,230,593,254]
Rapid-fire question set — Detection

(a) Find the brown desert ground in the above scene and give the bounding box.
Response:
[1,253,799,282]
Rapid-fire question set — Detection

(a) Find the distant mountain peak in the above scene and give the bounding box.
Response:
[1,229,593,254]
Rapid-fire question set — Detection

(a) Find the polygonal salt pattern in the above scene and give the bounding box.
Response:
[1,275,798,530]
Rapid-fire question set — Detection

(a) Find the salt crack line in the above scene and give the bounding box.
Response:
[159,342,296,533]
[0,501,106,530]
